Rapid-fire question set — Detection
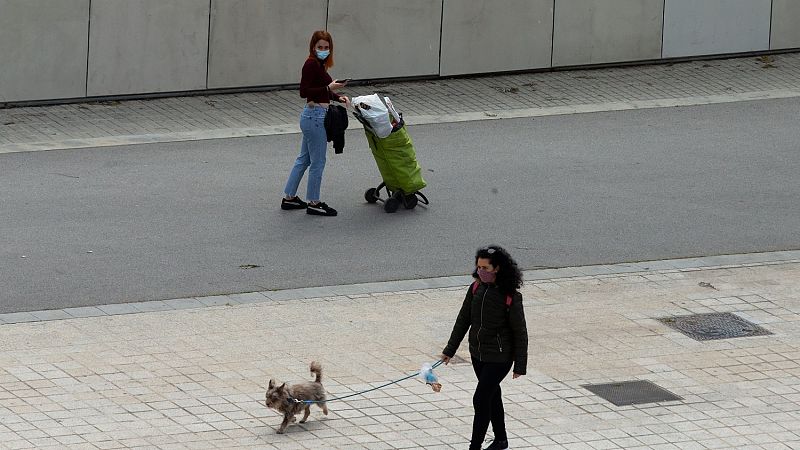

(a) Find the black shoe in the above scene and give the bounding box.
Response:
[306,202,337,216]
[484,439,509,450]
[281,197,307,210]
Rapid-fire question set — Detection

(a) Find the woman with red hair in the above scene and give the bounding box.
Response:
[281,30,350,217]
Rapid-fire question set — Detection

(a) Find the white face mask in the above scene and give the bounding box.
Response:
[316,49,330,60]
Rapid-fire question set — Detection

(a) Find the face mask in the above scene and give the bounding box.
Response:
[316,49,330,60]
[477,268,496,284]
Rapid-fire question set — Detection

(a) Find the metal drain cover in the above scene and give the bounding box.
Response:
[659,312,772,341]
[583,380,682,406]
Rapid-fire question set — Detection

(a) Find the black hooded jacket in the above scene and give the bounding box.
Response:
[443,282,528,375]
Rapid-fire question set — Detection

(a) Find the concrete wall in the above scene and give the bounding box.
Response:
[553,0,664,67]
[440,0,553,76]
[662,0,772,58]
[327,0,443,80]
[207,0,327,89]
[2,0,800,103]
[87,0,210,96]
[0,0,89,102]
[771,0,800,50]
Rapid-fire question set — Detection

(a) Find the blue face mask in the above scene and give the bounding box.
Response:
[316,49,330,60]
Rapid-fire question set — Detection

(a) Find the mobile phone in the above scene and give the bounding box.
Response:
[339,78,352,83]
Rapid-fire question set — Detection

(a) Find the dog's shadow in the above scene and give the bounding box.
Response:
[254,412,333,441]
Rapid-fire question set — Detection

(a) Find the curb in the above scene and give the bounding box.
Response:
[2,250,799,325]
[2,89,799,154]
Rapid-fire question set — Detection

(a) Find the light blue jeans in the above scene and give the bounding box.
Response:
[283,105,328,202]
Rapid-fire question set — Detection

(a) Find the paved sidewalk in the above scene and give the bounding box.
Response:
[2,252,799,449]
[1,52,800,153]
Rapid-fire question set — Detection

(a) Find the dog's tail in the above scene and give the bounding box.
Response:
[310,361,322,383]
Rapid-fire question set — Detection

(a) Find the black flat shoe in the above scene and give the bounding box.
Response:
[306,202,337,216]
[281,197,307,210]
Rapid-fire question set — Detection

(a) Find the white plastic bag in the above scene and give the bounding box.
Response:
[383,97,401,124]
[352,94,393,138]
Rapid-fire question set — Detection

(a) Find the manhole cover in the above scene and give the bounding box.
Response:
[659,312,771,341]
[582,380,682,406]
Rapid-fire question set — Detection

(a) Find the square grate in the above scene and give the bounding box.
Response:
[583,380,682,406]
[658,312,772,341]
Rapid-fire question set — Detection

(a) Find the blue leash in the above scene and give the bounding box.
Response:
[291,359,445,404]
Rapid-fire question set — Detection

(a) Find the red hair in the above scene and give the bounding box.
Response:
[308,30,334,70]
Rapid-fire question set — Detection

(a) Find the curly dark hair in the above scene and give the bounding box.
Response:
[472,245,523,296]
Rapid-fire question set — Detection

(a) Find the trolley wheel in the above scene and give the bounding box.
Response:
[364,188,379,203]
[384,197,400,213]
[403,194,418,209]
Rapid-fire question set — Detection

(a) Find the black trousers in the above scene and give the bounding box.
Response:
[470,359,513,450]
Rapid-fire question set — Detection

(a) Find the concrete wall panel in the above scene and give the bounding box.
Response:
[1,1,788,103]
[552,0,663,67]
[440,0,553,76]
[0,0,89,102]
[771,0,800,50]
[327,0,442,80]
[87,0,210,96]
[663,0,772,58]
[207,0,327,89]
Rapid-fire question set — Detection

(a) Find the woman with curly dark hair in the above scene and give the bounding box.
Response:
[442,245,528,450]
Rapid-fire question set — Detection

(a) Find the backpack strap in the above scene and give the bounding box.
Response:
[472,281,513,308]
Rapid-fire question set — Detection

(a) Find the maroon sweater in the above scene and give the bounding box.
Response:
[300,58,343,104]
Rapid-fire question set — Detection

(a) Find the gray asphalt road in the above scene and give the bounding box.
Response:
[2,99,799,313]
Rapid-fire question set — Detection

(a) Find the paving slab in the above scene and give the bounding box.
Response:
[61,306,106,318]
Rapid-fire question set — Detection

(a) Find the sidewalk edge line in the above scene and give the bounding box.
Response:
[2,89,799,154]
[2,250,798,325]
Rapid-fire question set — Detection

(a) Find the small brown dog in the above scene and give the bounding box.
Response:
[265,361,328,433]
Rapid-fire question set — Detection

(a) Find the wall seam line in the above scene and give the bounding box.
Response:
[550,0,556,68]
[438,0,444,75]
[768,0,773,50]
[85,0,92,96]
[206,0,212,89]
[660,0,666,58]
